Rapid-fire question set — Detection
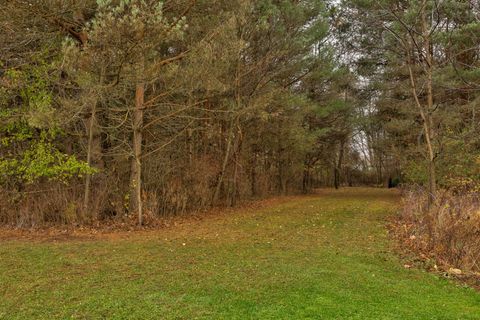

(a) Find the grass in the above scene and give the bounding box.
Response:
[0,188,479,319]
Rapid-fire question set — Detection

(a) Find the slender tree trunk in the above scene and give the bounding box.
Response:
[212,119,234,205]
[423,3,437,203]
[187,128,194,165]
[385,0,437,205]
[303,167,309,193]
[407,59,436,204]
[230,128,243,207]
[334,140,345,190]
[250,151,257,196]
[303,158,312,194]
[128,25,147,225]
[472,103,476,132]
[214,48,243,205]
[334,167,339,189]
[231,157,238,207]
[83,100,97,214]
[278,159,287,195]
[131,80,145,225]
[83,71,105,216]
[403,4,436,205]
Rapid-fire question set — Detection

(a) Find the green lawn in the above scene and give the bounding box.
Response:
[1,188,479,319]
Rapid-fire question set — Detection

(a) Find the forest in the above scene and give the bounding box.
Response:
[3,0,479,225]
[2,0,354,225]
[1,0,480,318]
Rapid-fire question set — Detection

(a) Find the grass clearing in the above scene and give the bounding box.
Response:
[1,188,479,319]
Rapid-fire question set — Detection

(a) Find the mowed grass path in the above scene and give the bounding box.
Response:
[1,188,479,319]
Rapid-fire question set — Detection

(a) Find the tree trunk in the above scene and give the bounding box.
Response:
[131,81,145,225]
[212,119,234,205]
[334,140,345,190]
[83,101,97,214]
[250,151,257,197]
[407,59,436,205]
[303,166,310,194]
[83,83,104,216]
[403,3,436,206]
[215,50,242,205]
[278,159,287,195]
[231,158,238,207]
[421,1,437,204]
[230,128,243,207]
[303,157,312,194]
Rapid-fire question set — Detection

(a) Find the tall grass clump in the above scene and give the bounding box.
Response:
[396,187,480,276]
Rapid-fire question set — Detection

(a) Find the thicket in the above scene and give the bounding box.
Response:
[397,189,480,276]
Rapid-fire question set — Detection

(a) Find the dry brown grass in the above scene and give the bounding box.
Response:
[0,181,118,228]
[392,188,480,283]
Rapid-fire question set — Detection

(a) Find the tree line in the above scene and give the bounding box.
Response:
[2,0,478,227]
[335,0,480,203]
[1,0,358,226]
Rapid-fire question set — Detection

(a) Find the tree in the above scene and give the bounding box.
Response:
[0,1,94,190]
[338,0,480,195]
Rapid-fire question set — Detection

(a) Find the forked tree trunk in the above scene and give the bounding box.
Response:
[212,120,234,205]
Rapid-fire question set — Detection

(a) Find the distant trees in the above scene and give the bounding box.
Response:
[337,0,480,195]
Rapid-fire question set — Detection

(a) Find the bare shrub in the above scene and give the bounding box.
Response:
[0,183,83,227]
[396,187,480,274]
[0,181,114,228]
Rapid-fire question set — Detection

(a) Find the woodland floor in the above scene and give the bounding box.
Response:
[1,188,479,319]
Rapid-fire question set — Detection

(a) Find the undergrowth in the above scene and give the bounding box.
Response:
[392,187,480,288]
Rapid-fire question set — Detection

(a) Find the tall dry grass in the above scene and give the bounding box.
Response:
[396,188,480,274]
[0,182,113,228]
